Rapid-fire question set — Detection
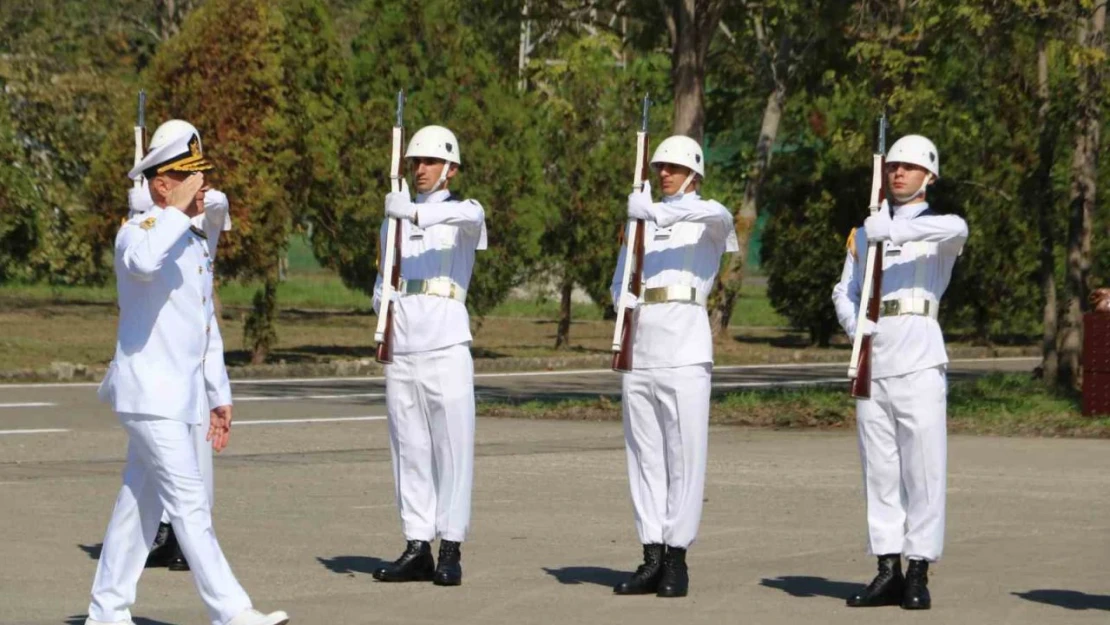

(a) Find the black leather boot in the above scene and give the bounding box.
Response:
[613,544,665,595]
[433,540,463,586]
[656,546,688,598]
[902,559,931,610]
[373,540,435,582]
[846,554,904,607]
[145,523,175,568]
[167,541,190,571]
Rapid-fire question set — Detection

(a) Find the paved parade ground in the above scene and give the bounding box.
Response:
[2,358,1109,624]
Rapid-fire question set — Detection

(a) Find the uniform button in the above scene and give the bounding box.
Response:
[203,296,207,304]
[206,325,211,334]
[204,252,210,257]
[198,266,203,274]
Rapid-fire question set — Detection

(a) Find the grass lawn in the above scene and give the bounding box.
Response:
[481,373,1110,438]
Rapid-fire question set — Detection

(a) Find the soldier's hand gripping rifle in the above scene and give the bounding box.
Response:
[848,113,889,398]
[611,95,651,373]
[374,90,405,365]
[133,90,146,189]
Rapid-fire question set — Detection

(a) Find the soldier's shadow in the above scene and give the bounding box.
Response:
[543,566,627,587]
[67,617,176,625]
[317,555,389,576]
[78,543,102,559]
[760,575,862,600]
[1012,589,1110,611]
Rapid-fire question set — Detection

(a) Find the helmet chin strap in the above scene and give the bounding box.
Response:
[430,162,451,193]
[668,173,697,198]
[891,173,933,205]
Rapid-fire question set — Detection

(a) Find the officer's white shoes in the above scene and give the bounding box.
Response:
[227,608,290,625]
[84,620,134,625]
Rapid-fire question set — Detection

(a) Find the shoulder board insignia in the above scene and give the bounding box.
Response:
[139,217,157,231]
[846,228,857,257]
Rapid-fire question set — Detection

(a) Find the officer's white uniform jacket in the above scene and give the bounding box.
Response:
[372,189,486,354]
[98,199,232,422]
[832,201,968,379]
[609,192,738,368]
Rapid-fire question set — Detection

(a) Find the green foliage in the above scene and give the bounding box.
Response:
[311,0,547,317]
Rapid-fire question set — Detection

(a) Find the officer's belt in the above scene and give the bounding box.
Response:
[400,278,467,303]
[880,298,938,319]
[642,285,707,307]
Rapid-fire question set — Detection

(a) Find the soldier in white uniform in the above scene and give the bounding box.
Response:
[831,135,968,611]
[86,120,288,625]
[126,148,234,573]
[609,136,738,598]
[370,125,485,587]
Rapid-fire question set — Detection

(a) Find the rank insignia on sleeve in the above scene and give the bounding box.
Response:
[139,217,157,231]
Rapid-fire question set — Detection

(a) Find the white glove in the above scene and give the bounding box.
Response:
[627,181,655,222]
[127,184,155,216]
[618,291,639,311]
[850,318,879,342]
[863,210,892,242]
[385,179,415,221]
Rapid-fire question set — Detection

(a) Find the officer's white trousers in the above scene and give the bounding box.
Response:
[621,363,711,550]
[88,414,251,625]
[385,343,475,543]
[856,365,947,562]
[161,408,213,524]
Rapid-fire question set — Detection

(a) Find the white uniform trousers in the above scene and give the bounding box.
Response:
[88,414,251,625]
[856,365,947,561]
[385,342,475,543]
[160,408,213,524]
[621,363,711,549]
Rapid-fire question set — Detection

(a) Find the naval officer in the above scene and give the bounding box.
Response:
[86,119,288,625]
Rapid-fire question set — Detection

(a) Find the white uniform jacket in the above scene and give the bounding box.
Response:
[609,192,739,369]
[831,201,969,379]
[98,204,232,422]
[373,190,487,355]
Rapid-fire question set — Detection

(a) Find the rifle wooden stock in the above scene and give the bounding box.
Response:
[848,118,888,398]
[612,218,645,372]
[375,92,405,364]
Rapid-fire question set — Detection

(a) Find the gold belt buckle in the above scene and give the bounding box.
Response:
[881,300,900,316]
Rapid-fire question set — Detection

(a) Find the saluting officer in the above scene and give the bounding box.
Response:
[126,133,234,573]
[609,136,738,598]
[832,135,968,610]
[371,125,486,587]
[86,120,288,625]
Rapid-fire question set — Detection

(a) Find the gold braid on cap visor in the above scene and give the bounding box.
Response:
[154,135,214,174]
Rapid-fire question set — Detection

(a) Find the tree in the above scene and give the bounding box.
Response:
[310,0,548,326]
[1059,0,1107,390]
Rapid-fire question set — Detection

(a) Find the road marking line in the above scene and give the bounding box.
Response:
[235,416,387,426]
[235,393,384,402]
[0,428,70,435]
[714,378,846,390]
[0,356,1039,390]
[0,402,56,408]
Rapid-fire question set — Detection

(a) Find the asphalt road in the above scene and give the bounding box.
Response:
[5,356,1109,625]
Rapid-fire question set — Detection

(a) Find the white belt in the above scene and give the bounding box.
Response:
[642,285,707,307]
[880,298,938,319]
[400,278,467,303]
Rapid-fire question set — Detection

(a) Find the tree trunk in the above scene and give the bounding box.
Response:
[667,0,724,141]
[1033,26,1059,383]
[554,273,573,349]
[246,277,278,365]
[1058,4,1106,390]
[708,83,786,336]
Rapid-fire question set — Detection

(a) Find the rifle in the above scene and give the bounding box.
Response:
[611,95,651,373]
[375,90,406,364]
[848,113,889,398]
[133,90,146,188]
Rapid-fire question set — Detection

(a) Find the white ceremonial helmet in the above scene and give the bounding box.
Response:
[886,134,940,179]
[128,119,214,180]
[650,135,705,178]
[405,125,461,165]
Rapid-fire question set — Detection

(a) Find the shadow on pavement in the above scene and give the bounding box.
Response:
[760,575,861,600]
[317,555,388,576]
[543,566,627,587]
[1012,589,1110,611]
[78,543,102,559]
